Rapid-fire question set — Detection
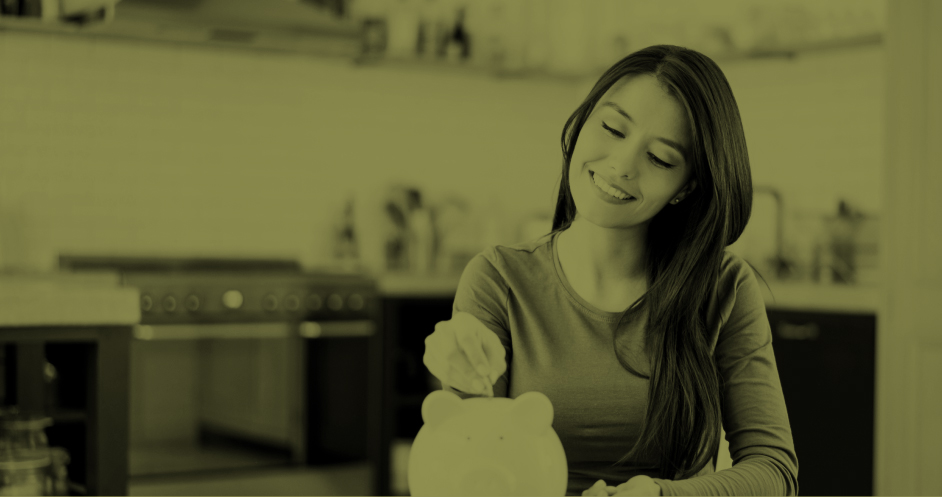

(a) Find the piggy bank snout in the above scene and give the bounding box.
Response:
[459,465,516,496]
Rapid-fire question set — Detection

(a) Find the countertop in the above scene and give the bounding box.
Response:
[758,280,881,314]
[378,272,882,315]
[0,272,141,327]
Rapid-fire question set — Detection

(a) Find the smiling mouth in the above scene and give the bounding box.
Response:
[589,171,635,201]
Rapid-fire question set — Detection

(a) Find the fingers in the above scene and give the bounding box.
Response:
[454,312,507,383]
[424,343,478,393]
[424,313,508,396]
[582,480,609,496]
[452,317,491,380]
[424,325,485,393]
[423,327,453,384]
[445,363,488,394]
[613,475,658,496]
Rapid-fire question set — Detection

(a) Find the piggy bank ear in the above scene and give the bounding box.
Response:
[510,391,554,435]
[421,390,463,428]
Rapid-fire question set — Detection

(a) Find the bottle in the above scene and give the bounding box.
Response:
[332,196,359,272]
[353,184,391,277]
[445,7,470,62]
[386,0,421,59]
[409,207,435,275]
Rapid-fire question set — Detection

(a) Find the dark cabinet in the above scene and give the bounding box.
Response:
[0,326,132,496]
[767,309,876,496]
[379,296,454,496]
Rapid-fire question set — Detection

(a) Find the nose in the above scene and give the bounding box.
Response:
[606,139,646,180]
[458,465,516,496]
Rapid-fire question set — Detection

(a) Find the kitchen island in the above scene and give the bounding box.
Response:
[0,272,140,496]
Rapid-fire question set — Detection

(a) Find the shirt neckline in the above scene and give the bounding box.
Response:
[551,230,628,322]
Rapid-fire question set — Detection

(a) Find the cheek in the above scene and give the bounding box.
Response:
[574,130,605,158]
[568,161,584,185]
[568,134,604,176]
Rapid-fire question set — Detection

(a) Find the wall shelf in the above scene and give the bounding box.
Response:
[2,13,883,83]
[0,15,361,60]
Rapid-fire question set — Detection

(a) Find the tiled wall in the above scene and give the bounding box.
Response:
[0,30,883,269]
[723,45,885,215]
[0,31,577,269]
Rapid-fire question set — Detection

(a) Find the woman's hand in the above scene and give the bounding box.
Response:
[423,311,507,396]
[582,479,618,496]
[612,475,662,496]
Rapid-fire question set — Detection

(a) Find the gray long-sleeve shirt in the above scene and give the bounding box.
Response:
[444,231,799,496]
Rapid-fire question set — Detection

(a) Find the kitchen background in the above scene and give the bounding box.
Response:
[0,0,884,278]
[1,0,933,496]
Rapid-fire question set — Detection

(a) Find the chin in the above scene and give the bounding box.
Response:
[575,203,630,229]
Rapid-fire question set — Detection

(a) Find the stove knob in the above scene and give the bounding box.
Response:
[307,294,323,311]
[327,293,344,311]
[299,321,322,338]
[263,294,279,312]
[163,295,177,313]
[185,295,200,312]
[347,293,364,311]
[284,294,300,311]
[222,290,244,310]
[141,294,153,312]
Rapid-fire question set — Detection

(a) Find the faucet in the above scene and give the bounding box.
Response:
[752,185,794,280]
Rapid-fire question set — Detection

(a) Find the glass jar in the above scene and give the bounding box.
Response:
[0,415,52,452]
[0,451,51,496]
[48,448,69,497]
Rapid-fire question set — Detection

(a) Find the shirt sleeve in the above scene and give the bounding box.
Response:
[652,264,800,496]
[442,249,513,399]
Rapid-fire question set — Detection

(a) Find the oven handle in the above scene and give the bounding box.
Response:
[299,320,376,339]
[134,322,293,340]
[133,320,376,340]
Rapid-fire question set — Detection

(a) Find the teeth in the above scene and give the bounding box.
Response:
[592,173,631,200]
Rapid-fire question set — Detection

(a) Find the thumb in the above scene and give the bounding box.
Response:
[585,479,607,495]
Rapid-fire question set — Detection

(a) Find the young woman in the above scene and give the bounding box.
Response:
[423,44,799,496]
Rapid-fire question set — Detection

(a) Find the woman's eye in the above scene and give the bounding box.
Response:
[648,153,675,169]
[601,121,676,169]
[601,122,624,138]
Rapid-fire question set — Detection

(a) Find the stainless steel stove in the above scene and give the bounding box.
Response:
[59,256,381,481]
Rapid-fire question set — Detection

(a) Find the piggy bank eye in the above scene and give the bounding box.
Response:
[500,436,504,440]
[466,437,470,441]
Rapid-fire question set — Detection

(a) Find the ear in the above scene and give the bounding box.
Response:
[510,391,554,436]
[671,180,697,204]
[422,390,463,428]
[680,179,697,200]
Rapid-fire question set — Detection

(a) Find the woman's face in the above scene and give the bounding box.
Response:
[568,74,696,230]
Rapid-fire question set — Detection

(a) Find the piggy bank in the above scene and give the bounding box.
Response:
[408,390,568,496]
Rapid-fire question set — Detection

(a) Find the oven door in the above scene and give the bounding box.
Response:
[129,319,375,476]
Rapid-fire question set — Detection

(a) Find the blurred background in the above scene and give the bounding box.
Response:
[0,0,938,495]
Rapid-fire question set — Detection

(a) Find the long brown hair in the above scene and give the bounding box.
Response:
[551,45,754,480]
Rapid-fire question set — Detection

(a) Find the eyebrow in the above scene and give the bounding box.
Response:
[601,101,688,157]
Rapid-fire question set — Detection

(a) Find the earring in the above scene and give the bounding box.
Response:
[671,198,680,204]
